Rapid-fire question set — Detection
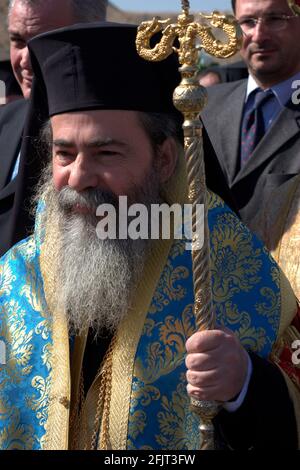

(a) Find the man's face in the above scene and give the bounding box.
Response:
[51,110,174,207]
[9,0,75,98]
[236,0,300,85]
[44,109,177,335]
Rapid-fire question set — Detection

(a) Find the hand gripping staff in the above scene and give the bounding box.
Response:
[136,0,242,450]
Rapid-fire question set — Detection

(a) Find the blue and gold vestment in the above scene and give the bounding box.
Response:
[0,189,297,450]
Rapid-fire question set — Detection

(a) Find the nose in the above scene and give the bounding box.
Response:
[20,46,32,73]
[68,155,99,192]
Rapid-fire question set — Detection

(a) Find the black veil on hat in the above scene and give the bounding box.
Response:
[11,22,238,246]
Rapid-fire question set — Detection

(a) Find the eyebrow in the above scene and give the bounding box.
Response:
[238,10,290,18]
[52,138,130,149]
[9,31,24,39]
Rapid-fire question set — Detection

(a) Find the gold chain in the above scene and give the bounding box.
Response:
[90,336,116,450]
[69,335,116,450]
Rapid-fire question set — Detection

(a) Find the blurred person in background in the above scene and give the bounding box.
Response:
[0,0,108,257]
[202,0,300,230]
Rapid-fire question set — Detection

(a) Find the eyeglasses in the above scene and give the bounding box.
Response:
[237,14,297,34]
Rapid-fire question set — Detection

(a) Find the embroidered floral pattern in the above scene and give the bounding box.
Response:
[0,206,52,450]
[128,200,282,449]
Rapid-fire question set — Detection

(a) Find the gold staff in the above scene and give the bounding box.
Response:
[136,0,242,450]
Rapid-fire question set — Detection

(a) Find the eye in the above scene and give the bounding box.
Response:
[96,149,124,160]
[10,37,26,48]
[239,18,256,28]
[55,150,75,164]
[57,151,71,157]
[265,15,285,25]
[100,150,117,155]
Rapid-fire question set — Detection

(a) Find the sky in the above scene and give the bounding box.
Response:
[111,1,232,13]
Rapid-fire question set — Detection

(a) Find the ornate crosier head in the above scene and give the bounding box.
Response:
[288,0,300,15]
[136,1,242,71]
[136,1,242,119]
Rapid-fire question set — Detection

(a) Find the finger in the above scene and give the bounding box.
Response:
[186,329,225,354]
[186,383,220,402]
[186,369,219,388]
[185,352,218,371]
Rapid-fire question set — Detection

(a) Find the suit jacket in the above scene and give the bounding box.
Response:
[201,79,300,227]
[0,99,28,256]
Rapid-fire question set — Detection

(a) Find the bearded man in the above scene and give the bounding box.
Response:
[0,23,299,450]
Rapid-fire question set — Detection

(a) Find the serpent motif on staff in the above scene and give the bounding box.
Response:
[135,18,176,61]
[136,11,242,64]
[198,12,243,59]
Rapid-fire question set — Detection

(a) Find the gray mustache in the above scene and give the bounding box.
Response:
[58,187,119,212]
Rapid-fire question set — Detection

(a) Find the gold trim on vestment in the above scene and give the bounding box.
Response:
[268,178,299,260]
[40,217,71,450]
[273,178,300,304]
[268,188,300,448]
[255,175,300,337]
[278,269,298,338]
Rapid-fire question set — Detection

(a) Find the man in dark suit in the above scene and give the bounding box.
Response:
[0,99,28,254]
[0,0,108,257]
[202,0,300,229]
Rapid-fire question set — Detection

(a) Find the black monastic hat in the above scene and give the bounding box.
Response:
[27,22,181,117]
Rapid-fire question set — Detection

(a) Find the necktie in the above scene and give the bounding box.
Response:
[240,89,273,166]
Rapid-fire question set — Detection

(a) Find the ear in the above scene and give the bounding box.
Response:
[156,137,178,184]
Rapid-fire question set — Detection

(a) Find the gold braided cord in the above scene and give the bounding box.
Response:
[68,336,116,450]
[95,336,116,450]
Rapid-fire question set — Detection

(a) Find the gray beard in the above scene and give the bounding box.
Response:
[37,165,160,337]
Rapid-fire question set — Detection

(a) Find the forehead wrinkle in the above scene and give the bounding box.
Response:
[9,4,74,38]
[236,0,293,16]
[53,137,130,149]
[86,138,130,149]
[9,19,63,38]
